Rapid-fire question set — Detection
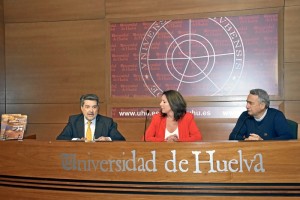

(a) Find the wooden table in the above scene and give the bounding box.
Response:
[0,140,299,199]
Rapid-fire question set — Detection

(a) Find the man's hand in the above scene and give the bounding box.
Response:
[245,133,263,140]
[95,136,112,142]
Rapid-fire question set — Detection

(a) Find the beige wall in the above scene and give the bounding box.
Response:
[1,0,299,141]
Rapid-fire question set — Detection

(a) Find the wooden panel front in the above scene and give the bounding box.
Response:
[284,5,300,62]
[284,63,300,100]
[5,20,105,104]
[0,140,299,183]
[115,119,144,141]
[6,104,79,123]
[284,101,300,137]
[24,124,66,141]
[0,0,5,105]
[286,0,300,6]
[105,0,284,19]
[3,0,105,22]
[0,140,299,199]
[0,186,298,200]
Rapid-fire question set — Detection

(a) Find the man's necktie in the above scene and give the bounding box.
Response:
[86,121,92,141]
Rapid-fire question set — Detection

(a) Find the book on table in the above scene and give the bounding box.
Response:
[0,114,28,140]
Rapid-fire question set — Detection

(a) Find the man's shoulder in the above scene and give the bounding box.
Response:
[267,108,286,119]
[68,114,84,122]
[96,114,113,122]
[267,108,284,115]
[69,114,84,124]
[239,110,249,118]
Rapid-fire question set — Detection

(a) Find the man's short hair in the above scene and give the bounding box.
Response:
[80,94,99,107]
[250,89,270,108]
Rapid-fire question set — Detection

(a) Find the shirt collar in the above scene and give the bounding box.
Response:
[254,108,268,122]
[84,117,96,125]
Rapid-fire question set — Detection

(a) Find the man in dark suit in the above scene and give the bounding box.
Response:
[56,94,125,141]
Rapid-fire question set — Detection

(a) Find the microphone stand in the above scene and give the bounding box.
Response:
[234,115,250,140]
[144,110,149,142]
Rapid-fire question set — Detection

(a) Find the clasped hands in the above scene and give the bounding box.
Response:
[81,136,112,142]
[244,133,263,141]
[165,134,178,142]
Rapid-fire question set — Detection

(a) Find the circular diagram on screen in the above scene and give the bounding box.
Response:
[139,17,245,97]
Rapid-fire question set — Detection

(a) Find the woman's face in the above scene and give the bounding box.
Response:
[160,94,172,114]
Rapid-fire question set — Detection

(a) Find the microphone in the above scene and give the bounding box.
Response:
[234,115,251,140]
[143,110,150,142]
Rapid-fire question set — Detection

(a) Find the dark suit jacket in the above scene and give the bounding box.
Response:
[56,114,125,141]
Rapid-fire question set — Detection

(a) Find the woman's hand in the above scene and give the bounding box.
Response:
[165,134,178,142]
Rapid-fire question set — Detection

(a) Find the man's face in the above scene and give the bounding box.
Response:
[81,100,99,121]
[246,94,266,118]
